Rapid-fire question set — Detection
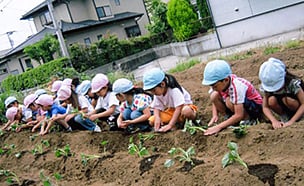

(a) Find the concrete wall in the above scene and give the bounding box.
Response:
[209,0,304,47]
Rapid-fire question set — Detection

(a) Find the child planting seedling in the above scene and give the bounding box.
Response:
[222,141,247,168]
[164,146,196,168]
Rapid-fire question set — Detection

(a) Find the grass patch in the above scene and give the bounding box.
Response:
[284,40,301,49]
[107,70,135,83]
[263,46,281,55]
[222,50,254,61]
[168,59,200,73]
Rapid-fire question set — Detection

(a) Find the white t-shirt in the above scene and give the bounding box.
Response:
[78,95,94,113]
[95,91,120,114]
[20,105,32,122]
[151,87,192,111]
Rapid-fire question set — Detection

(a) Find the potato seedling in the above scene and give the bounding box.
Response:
[138,133,155,142]
[128,136,149,158]
[222,142,247,168]
[232,125,248,139]
[80,153,101,166]
[164,146,196,168]
[0,129,5,136]
[0,169,20,185]
[0,144,15,155]
[100,140,108,154]
[32,140,50,156]
[182,119,206,135]
[55,144,72,158]
[39,170,62,186]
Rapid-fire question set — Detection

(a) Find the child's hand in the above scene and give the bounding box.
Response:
[204,125,222,135]
[121,120,132,128]
[158,124,173,132]
[208,115,218,126]
[272,120,284,129]
[154,117,162,131]
[89,114,98,121]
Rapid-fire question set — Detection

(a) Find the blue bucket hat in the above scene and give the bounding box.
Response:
[202,60,232,85]
[113,78,134,94]
[4,96,17,108]
[259,58,286,92]
[143,68,165,90]
[77,80,91,96]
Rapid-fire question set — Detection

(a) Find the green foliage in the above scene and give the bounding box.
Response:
[0,144,15,156]
[32,140,50,156]
[107,71,135,84]
[284,40,301,49]
[145,0,172,35]
[164,146,196,168]
[182,119,206,135]
[100,140,108,154]
[263,46,281,55]
[1,58,75,91]
[224,50,254,61]
[0,91,23,123]
[168,59,200,73]
[24,34,60,63]
[196,0,213,30]
[39,170,62,186]
[55,144,72,158]
[167,0,201,41]
[222,142,247,168]
[128,136,149,158]
[80,153,101,166]
[0,169,20,185]
[232,125,248,139]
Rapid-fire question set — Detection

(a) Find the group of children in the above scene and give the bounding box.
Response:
[2,57,304,136]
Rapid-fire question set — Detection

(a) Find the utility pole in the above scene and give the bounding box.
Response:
[46,0,73,67]
[6,31,15,48]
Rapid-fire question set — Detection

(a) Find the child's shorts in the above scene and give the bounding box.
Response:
[148,104,197,126]
[243,98,262,120]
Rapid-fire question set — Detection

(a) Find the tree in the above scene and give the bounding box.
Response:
[24,34,60,64]
[167,0,201,41]
[197,0,213,30]
[145,0,171,35]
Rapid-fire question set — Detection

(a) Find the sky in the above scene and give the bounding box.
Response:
[0,0,44,51]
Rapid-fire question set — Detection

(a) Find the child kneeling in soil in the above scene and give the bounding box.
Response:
[113,78,153,133]
[202,60,263,136]
[142,68,197,132]
[35,94,72,135]
[259,57,304,129]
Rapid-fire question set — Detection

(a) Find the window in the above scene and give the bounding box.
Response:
[114,0,120,6]
[125,25,141,38]
[84,38,91,46]
[40,11,52,26]
[0,68,8,75]
[96,6,112,18]
[25,59,33,69]
[10,69,19,75]
[97,34,103,40]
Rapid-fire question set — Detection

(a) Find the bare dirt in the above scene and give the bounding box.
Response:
[1,42,304,186]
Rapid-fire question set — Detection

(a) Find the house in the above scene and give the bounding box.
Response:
[0,0,150,82]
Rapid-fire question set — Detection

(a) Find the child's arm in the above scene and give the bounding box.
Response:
[284,89,304,127]
[208,103,219,126]
[2,120,13,130]
[89,105,116,121]
[121,107,151,128]
[204,104,244,135]
[262,95,282,129]
[158,105,183,132]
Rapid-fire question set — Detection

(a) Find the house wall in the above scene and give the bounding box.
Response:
[53,3,71,23]
[209,0,304,47]
[68,0,98,22]
[65,19,137,45]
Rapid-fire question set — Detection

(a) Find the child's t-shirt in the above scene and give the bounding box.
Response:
[78,95,94,113]
[151,87,193,111]
[20,105,32,122]
[221,74,262,105]
[95,91,120,114]
[47,104,67,118]
[120,93,152,113]
[260,78,302,98]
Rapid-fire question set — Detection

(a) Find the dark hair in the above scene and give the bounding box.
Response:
[69,90,80,110]
[163,74,183,93]
[285,70,304,90]
[72,77,80,87]
[124,87,153,99]
[107,82,113,92]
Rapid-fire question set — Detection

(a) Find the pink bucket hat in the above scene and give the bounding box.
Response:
[91,73,109,93]
[24,94,38,108]
[51,80,63,92]
[62,78,72,87]
[57,85,72,101]
[6,107,18,121]
[35,94,54,106]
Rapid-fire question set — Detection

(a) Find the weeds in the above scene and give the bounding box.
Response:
[284,40,301,49]
[263,46,280,55]
[222,142,247,168]
[182,119,206,135]
[169,59,200,73]
[164,146,196,168]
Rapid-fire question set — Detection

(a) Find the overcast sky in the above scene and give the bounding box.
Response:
[0,0,44,51]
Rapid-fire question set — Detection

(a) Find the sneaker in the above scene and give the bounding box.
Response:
[94,125,101,132]
[239,119,257,125]
[66,126,72,132]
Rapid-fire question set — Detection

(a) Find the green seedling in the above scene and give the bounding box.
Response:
[164,146,196,168]
[29,134,39,141]
[128,136,149,158]
[0,129,5,136]
[182,119,206,135]
[222,141,247,168]
[39,170,62,186]
[32,140,50,156]
[80,153,101,166]
[55,144,72,158]
[100,140,108,154]
[1,144,16,155]
[0,169,21,185]
[15,152,22,159]
[138,133,155,142]
[232,125,248,139]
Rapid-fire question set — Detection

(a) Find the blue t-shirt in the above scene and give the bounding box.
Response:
[47,104,67,118]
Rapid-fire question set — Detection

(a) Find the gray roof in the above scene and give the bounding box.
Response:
[2,12,143,59]
[21,0,55,20]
